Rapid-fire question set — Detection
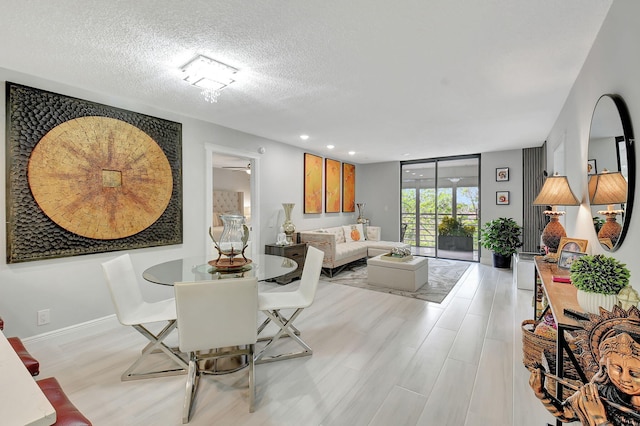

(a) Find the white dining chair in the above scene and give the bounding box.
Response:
[174,277,258,423]
[101,253,187,381]
[255,245,324,364]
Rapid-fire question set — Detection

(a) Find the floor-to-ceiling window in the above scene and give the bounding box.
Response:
[401,155,480,261]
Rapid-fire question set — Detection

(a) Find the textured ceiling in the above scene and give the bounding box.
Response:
[0,1,612,164]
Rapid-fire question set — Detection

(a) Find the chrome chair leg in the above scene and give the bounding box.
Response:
[248,344,255,413]
[255,308,312,364]
[182,352,199,424]
[182,346,255,422]
[257,310,300,342]
[122,320,188,381]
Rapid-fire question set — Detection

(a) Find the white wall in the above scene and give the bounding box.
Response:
[358,162,401,241]
[543,0,639,292]
[213,168,251,194]
[479,149,525,265]
[0,68,358,337]
[212,168,251,222]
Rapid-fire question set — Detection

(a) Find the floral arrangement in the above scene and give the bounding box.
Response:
[391,246,412,257]
[569,254,630,295]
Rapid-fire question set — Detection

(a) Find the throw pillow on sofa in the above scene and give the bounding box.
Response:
[343,224,365,242]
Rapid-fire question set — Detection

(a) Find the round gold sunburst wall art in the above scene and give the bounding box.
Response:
[27,117,173,240]
[6,82,182,263]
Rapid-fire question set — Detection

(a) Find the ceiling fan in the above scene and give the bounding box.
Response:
[223,162,251,174]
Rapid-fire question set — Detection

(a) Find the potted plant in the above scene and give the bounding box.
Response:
[480,217,523,268]
[438,216,475,252]
[569,254,630,314]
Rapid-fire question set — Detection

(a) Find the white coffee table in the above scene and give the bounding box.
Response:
[367,254,429,291]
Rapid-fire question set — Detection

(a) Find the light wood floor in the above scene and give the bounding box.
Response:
[25,262,567,426]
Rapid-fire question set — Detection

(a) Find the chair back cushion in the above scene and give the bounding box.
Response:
[101,254,145,325]
[298,246,324,305]
[174,277,258,353]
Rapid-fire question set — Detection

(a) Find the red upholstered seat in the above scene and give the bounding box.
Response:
[37,377,92,426]
[7,337,40,376]
[0,316,40,376]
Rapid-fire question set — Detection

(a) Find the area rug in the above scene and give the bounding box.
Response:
[326,258,470,303]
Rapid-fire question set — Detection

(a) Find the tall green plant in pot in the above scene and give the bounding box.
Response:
[569,254,630,314]
[480,217,523,268]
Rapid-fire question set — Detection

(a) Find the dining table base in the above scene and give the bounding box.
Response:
[197,347,249,375]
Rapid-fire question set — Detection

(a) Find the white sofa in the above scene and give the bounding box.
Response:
[298,225,409,276]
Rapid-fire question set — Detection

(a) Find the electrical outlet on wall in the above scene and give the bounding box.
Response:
[37,309,50,326]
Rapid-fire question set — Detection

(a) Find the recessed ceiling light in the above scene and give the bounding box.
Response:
[327,145,335,149]
[348,151,355,156]
[300,134,309,140]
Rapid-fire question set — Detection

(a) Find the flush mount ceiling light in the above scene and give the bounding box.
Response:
[181,55,238,103]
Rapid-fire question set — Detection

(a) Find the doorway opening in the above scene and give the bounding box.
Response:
[401,155,480,262]
[205,144,260,259]
[212,153,252,224]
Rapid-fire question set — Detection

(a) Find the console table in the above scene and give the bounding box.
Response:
[533,257,589,426]
[264,243,307,284]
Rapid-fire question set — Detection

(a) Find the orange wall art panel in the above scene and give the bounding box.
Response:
[342,162,356,212]
[325,158,341,213]
[304,153,323,213]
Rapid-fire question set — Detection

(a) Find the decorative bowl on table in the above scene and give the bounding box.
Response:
[208,258,252,272]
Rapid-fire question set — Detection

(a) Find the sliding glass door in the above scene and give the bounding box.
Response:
[401,155,480,261]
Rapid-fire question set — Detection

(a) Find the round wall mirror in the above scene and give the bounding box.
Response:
[587,94,635,251]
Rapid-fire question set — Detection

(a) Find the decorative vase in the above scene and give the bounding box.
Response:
[282,203,296,244]
[541,216,566,253]
[208,214,250,267]
[356,203,366,224]
[617,287,640,310]
[576,290,618,314]
[218,214,246,257]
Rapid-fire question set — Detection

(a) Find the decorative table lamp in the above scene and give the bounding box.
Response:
[533,173,580,255]
[589,169,627,246]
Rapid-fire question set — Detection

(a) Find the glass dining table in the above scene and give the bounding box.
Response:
[142,254,297,286]
[141,254,297,374]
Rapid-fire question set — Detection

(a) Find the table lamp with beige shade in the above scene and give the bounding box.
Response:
[589,169,627,246]
[533,173,580,256]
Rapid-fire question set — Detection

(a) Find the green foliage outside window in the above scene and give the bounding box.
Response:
[438,216,475,237]
[402,186,479,247]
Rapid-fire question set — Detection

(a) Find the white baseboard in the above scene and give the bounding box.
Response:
[23,315,119,344]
